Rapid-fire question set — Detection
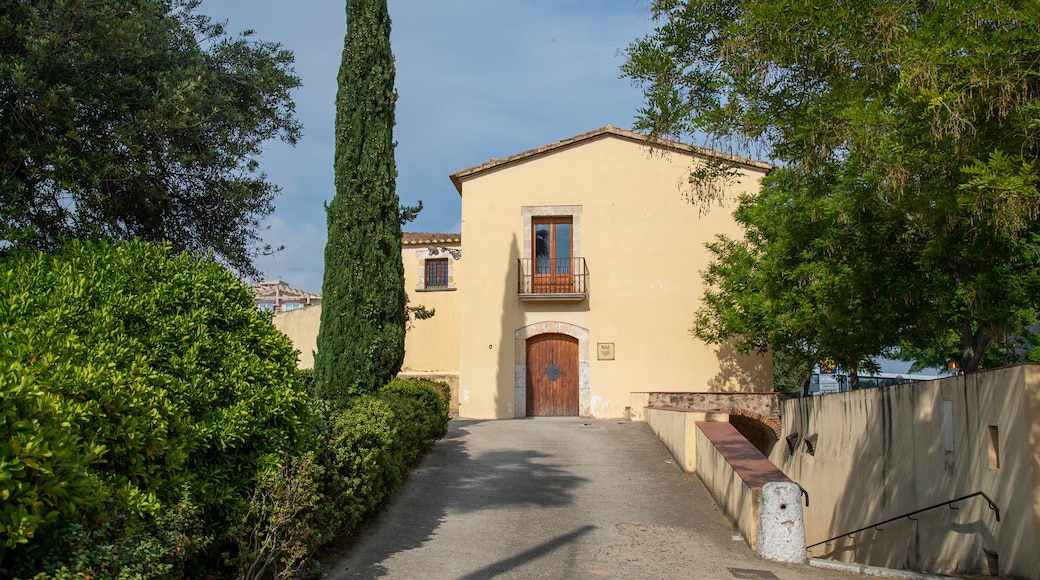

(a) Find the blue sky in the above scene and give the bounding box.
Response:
[201,1,658,294]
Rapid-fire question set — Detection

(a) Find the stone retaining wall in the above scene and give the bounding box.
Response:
[638,392,783,437]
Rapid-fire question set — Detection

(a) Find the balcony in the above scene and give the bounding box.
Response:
[517,258,588,301]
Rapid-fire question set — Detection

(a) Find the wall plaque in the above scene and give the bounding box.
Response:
[597,343,615,360]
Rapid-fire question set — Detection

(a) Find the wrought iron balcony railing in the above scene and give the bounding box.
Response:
[517,258,588,300]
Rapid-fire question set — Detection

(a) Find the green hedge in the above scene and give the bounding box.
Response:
[0,333,105,550]
[322,378,449,535]
[0,240,311,574]
[1,240,452,578]
[232,379,451,578]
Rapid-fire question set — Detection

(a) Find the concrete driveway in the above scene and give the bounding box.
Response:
[319,418,863,579]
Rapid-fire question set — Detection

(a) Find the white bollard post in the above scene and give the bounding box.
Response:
[757,481,806,563]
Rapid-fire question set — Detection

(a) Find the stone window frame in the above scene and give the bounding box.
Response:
[415,249,457,292]
[522,205,582,262]
[424,258,450,288]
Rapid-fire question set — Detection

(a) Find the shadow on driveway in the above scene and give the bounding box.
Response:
[319,419,593,577]
[319,418,863,580]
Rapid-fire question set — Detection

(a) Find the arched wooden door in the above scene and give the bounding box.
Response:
[526,333,579,416]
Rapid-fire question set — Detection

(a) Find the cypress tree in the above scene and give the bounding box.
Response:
[314,0,405,401]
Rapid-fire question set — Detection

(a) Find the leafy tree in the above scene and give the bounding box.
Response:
[315,0,406,401]
[696,163,918,389]
[624,0,1040,373]
[0,0,301,278]
[771,350,813,395]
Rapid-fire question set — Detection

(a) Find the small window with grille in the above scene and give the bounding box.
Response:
[425,258,449,288]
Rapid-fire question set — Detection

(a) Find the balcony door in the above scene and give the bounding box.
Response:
[533,217,572,293]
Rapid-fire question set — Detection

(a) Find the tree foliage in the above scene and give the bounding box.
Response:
[625,0,1040,373]
[315,0,406,401]
[696,163,920,389]
[0,0,301,278]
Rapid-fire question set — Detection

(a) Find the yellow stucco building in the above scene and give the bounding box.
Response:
[400,125,773,419]
[273,125,773,418]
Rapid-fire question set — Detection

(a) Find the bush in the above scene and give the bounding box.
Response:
[230,452,323,580]
[295,368,316,397]
[1,240,451,577]
[0,330,106,552]
[318,394,405,537]
[0,240,311,571]
[233,379,451,577]
[381,378,450,452]
[313,379,448,540]
[15,492,210,580]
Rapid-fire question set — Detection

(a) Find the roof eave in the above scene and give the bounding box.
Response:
[447,124,772,195]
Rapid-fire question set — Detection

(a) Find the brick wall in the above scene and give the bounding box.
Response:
[645,392,782,437]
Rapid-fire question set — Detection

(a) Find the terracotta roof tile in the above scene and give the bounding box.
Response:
[402,232,461,245]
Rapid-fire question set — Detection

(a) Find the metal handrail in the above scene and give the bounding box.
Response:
[806,491,1000,551]
[517,257,589,296]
